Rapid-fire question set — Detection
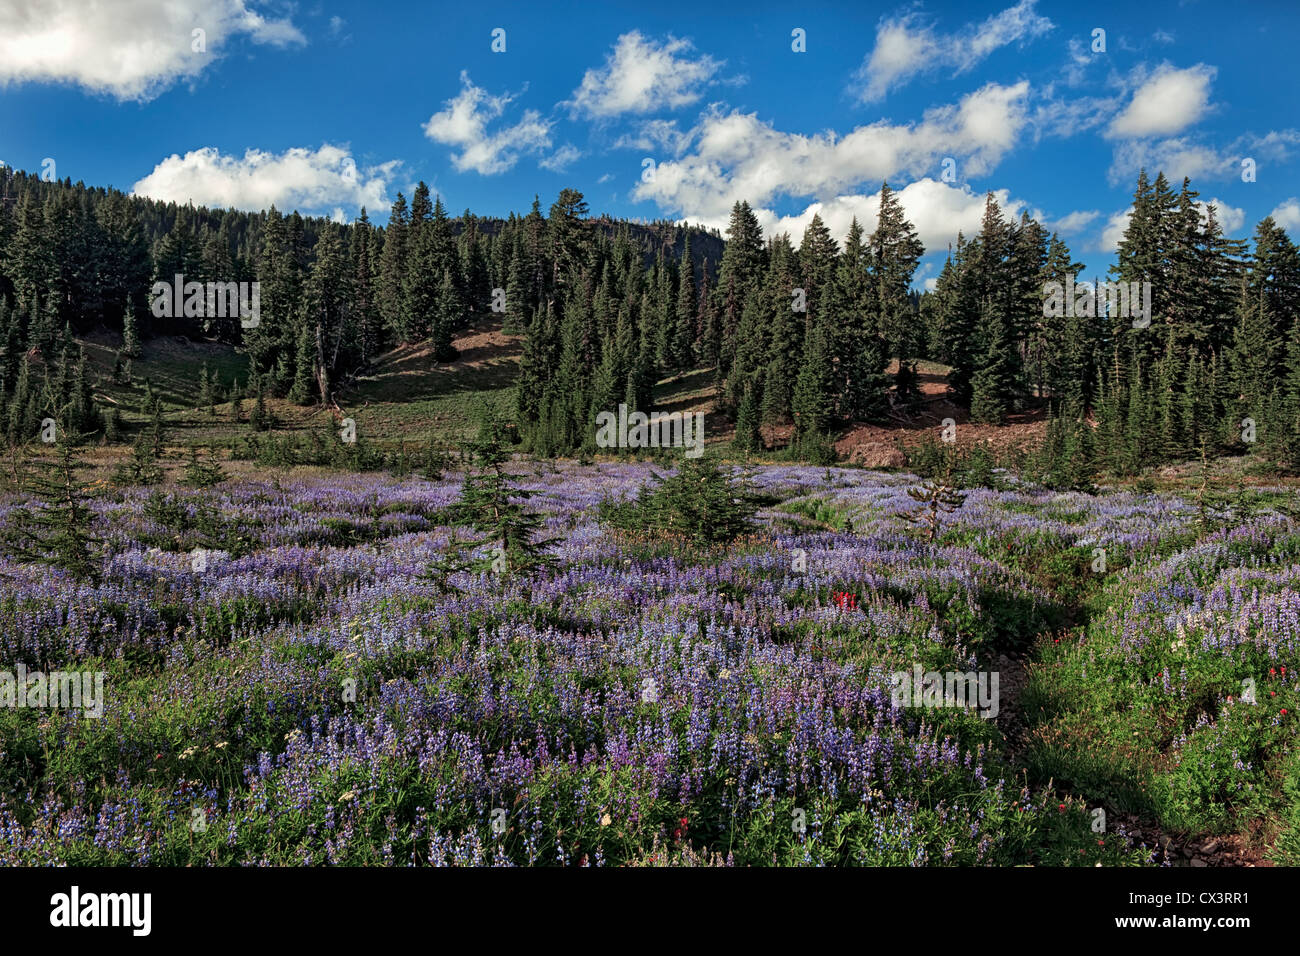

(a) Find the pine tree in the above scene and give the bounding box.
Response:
[837,217,890,422]
[431,268,462,362]
[870,182,925,360]
[379,192,410,341]
[1,434,102,582]
[250,388,267,432]
[183,443,226,487]
[1230,285,1275,439]
[599,457,758,546]
[970,308,1015,425]
[733,383,762,452]
[905,451,966,542]
[121,302,142,358]
[791,308,839,461]
[454,410,554,576]
[935,235,978,404]
[715,201,766,377]
[672,234,697,369]
[759,234,801,424]
[288,324,315,405]
[198,362,216,415]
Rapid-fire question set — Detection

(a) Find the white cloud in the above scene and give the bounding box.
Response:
[131,144,396,215]
[1105,128,1300,185]
[1031,87,1121,140]
[1050,209,1101,233]
[1100,209,1133,251]
[1271,198,1300,232]
[1106,63,1215,139]
[0,0,304,101]
[567,32,722,119]
[756,179,1026,254]
[1198,198,1245,233]
[613,119,693,155]
[539,145,582,172]
[422,72,553,175]
[633,81,1030,223]
[1108,136,1235,183]
[852,0,1052,102]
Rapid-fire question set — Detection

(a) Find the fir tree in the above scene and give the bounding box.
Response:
[1,433,103,582]
[791,309,839,461]
[121,302,142,358]
[454,410,554,576]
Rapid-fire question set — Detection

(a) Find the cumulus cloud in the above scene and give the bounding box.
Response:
[1271,198,1300,232]
[612,119,694,156]
[1105,128,1300,185]
[422,72,553,175]
[852,0,1052,102]
[633,81,1030,223]
[131,144,396,215]
[755,179,1026,253]
[1100,209,1133,251]
[1107,136,1236,184]
[0,0,304,101]
[1106,63,1215,139]
[566,32,723,119]
[1198,198,1245,233]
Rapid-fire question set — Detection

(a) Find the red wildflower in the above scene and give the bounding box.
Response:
[831,591,858,610]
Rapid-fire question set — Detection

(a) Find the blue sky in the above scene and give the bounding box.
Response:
[2,0,1298,285]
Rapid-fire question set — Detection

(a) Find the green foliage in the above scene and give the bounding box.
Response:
[905,451,967,541]
[183,443,227,488]
[453,411,555,576]
[598,457,758,546]
[112,432,165,486]
[0,435,103,582]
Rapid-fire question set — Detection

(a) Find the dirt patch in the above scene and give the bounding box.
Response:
[368,318,522,379]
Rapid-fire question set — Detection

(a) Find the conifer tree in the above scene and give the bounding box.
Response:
[1,433,102,582]
[672,234,697,370]
[455,410,554,576]
[121,302,142,358]
[791,303,839,461]
[378,192,410,341]
[870,183,924,360]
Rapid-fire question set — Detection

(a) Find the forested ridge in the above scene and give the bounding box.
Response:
[1,164,1298,477]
